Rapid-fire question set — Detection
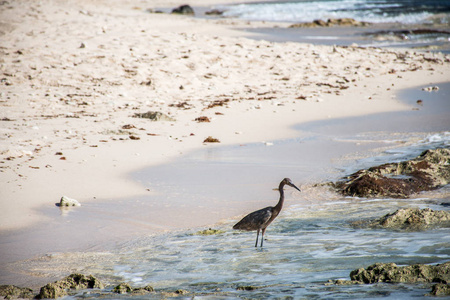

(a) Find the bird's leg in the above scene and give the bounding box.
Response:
[255,229,260,247]
[260,228,266,247]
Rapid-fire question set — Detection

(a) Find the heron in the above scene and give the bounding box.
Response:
[233,178,301,247]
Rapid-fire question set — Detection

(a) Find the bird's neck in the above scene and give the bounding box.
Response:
[274,182,285,211]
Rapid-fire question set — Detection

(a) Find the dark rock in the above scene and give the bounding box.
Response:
[171,5,194,15]
[429,283,450,296]
[335,148,450,198]
[363,208,450,231]
[133,111,175,122]
[38,274,103,299]
[113,283,132,294]
[236,285,259,291]
[122,124,136,129]
[349,262,450,284]
[0,285,34,299]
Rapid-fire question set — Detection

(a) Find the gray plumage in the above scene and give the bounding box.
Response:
[233,178,301,247]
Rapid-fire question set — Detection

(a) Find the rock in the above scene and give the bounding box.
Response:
[365,208,450,231]
[59,196,81,207]
[113,283,132,294]
[429,283,450,296]
[334,148,450,198]
[422,85,439,92]
[37,274,103,299]
[113,283,154,295]
[290,18,370,28]
[171,5,194,15]
[349,262,450,284]
[0,285,34,299]
[133,111,176,122]
[131,285,154,295]
[203,136,220,143]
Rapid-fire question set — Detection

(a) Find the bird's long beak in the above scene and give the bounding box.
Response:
[290,183,301,192]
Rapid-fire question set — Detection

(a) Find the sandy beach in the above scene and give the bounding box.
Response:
[1,0,449,289]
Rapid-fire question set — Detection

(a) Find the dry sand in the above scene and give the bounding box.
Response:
[1,0,449,233]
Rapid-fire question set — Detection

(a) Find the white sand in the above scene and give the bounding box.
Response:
[1,0,449,231]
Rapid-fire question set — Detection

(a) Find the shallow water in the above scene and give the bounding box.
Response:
[47,192,450,299]
[203,0,450,51]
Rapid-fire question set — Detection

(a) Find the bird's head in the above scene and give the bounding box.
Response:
[283,178,301,192]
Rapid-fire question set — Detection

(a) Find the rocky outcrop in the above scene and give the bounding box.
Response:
[290,18,371,28]
[335,148,450,198]
[333,262,450,296]
[363,208,450,231]
[37,274,103,299]
[0,285,34,299]
[349,262,450,284]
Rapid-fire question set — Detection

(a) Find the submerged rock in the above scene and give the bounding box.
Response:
[236,285,260,291]
[335,148,450,198]
[349,262,450,284]
[113,283,154,295]
[0,285,34,299]
[364,208,450,231]
[194,228,225,235]
[38,274,103,299]
[133,111,175,122]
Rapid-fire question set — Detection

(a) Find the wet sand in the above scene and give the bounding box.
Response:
[0,0,450,288]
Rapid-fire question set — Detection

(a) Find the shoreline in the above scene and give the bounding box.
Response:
[1,0,450,287]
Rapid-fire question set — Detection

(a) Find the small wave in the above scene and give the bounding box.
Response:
[220,0,450,25]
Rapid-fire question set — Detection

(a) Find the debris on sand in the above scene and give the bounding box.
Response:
[133,111,175,122]
[203,136,220,143]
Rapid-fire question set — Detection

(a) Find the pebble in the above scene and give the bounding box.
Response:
[422,86,439,92]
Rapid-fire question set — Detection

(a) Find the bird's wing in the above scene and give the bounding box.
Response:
[233,206,273,231]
